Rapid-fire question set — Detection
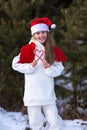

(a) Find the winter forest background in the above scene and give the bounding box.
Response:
[0,0,87,121]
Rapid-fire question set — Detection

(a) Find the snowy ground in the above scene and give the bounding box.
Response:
[0,107,87,130]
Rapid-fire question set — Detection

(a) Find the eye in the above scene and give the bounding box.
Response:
[42,31,46,33]
[36,32,40,35]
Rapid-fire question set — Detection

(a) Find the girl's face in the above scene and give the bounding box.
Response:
[33,31,48,44]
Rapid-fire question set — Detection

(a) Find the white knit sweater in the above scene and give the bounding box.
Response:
[12,39,64,106]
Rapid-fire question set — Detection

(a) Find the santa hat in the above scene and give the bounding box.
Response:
[30,17,56,35]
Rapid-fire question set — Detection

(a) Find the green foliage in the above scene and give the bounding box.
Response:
[55,0,87,108]
[0,0,30,110]
[60,0,87,82]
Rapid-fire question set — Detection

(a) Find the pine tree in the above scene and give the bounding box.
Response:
[55,0,87,114]
[0,0,32,110]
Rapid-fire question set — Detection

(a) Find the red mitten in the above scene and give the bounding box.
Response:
[53,46,67,62]
[18,42,35,63]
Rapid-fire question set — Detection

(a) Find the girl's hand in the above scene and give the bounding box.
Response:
[31,60,38,67]
[43,60,51,68]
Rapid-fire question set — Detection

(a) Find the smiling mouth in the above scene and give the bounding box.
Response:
[39,38,46,41]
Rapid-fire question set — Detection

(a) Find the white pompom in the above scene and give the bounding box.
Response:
[51,24,56,29]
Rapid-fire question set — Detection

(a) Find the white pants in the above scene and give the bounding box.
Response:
[27,104,63,130]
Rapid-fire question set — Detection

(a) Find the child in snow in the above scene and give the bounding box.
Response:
[12,17,67,130]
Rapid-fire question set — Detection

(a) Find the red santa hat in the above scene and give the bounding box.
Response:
[30,17,56,35]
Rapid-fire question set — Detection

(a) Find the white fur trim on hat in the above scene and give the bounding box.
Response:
[51,24,56,29]
[31,23,50,35]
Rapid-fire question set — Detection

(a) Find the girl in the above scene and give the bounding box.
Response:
[12,17,67,130]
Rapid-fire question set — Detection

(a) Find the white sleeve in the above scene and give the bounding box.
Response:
[12,54,35,74]
[44,61,64,77]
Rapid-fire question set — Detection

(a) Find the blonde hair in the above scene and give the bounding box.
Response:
[45,33,56,65]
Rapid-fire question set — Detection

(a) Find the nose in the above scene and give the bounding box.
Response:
[39,32,43,37]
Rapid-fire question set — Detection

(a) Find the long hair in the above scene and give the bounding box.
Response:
[44,33,56,65]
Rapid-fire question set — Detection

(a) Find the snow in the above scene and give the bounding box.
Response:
[55,79,74,91]
[0,107,87,130]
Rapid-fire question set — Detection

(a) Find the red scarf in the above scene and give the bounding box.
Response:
[18,42,67,63]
